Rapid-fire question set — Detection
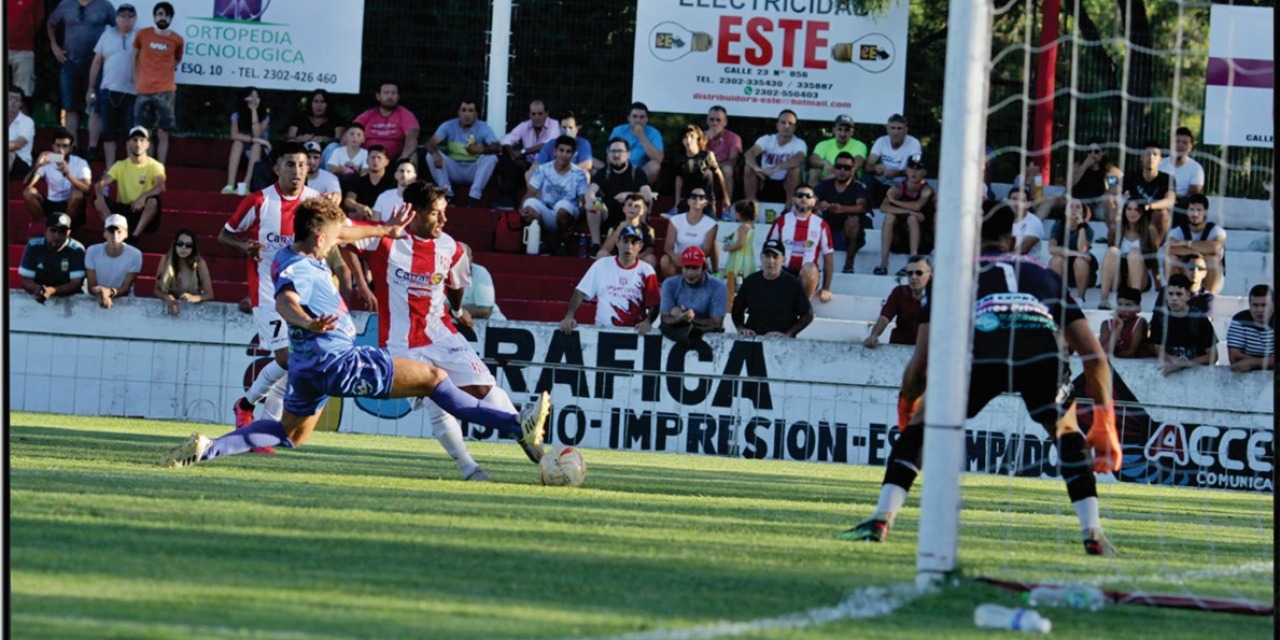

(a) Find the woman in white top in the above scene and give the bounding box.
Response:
[1007,189,1047,263]
[1098,199,1161,309]
[660,187,719,279]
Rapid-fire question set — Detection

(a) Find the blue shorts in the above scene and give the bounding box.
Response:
[96,89,136,137]
[284,346,396,416]
[59,60,95,111]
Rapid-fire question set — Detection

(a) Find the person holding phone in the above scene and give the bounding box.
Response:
[23,127,93,228]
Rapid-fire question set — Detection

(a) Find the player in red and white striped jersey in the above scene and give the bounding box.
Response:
[219,143,321,439]
[349,183,543,478]
[765,186,835,302]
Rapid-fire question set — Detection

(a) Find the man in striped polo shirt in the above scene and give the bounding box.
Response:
[1227,284,1274,372]
[764,186,835,302]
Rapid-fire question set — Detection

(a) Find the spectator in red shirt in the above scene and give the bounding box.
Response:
[705,105,743,202]
[352,81,420,164]
[7,0,44,101]
[862,255,931,347]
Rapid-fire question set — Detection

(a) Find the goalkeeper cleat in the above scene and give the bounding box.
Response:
[1083,528,1117,556]
[464,466,492,482]
[162,433,212,469]
[837,518,890,543]
[518,391,550,450]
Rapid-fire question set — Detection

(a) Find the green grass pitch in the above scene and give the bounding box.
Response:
[8,412,1274,639]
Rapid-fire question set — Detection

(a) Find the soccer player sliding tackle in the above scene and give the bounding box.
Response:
[163,197,549,468]
[839,204,1122,555]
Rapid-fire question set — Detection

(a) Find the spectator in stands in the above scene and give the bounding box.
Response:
[1099,286,1151,359]
[372,159,418,221]
[1165,193,1225,295]
[1122,141,1176,240]
[86,3,137,167]
[341,144,391,220]
[808,114,867,187]
[1010,155,1044,205]
[1227,285,1275,372]
[815,151,870,273]
[660,187,719,279]
[705,105,742,202]
[501,99,560,177]
[765,186,834,302]
[132,2,182,163]
[1150,273,1217,376]
[862,255,931,347]
[865,114,923,208]
[597,193,657,269]
[94,126,165,238]
[286,89,342,151]
[1047,198,1098,303]
[673,124,729,216]
[85,213,143,308]
[18,212,86,303]
[154,228,214,315]
[659,246,727,345]
[425,99,500,206]
[23,128,93,228]
[586,137,653,252]
[1009,188,1047,263]
[1098,199,1160,309]
[1159,126,1207,226]
[874,155,934,276]
[522,135,588,255]
[722,198,757,314]
[352,80,419,163]
[609,102,665,185]
[1045,140,1122,233]
[221,86,271,195]
[327,123,367,177]
[7,0,42,101]
[528,111,593,180]
[732,239,813,337]
[561,225,661,335]
[743,109,806,205]
[1154,251,1214,315]
[302,141,341,198]
[459,243,505,322]
[48,0,116,153]
[8,85,36,179]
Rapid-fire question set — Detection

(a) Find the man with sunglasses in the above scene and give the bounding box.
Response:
[586,137,654,251]
[765,186,834,302]
[18,213,87,303]
[862,256,930,347]
[808,114,867,187]
[23,127,93,228]
[85,212,143,308]
[814,151,870,273]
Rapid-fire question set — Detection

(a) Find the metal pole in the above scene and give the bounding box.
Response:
[486,0,513,134]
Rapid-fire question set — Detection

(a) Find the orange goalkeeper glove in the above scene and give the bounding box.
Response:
[1086,403,1122,473]
[897,395,920,432]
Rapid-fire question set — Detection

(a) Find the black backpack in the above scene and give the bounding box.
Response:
[1176,220,1225,273]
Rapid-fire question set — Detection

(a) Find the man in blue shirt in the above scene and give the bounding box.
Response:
[659,246,727,344]
[424,100,500,206]
[608,102,664,184]
[162,197,550,469]
[18,212,87,302]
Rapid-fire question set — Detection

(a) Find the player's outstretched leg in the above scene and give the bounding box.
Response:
[838,420,925,543]
[161,419,295,468]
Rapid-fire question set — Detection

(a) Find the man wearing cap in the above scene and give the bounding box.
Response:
[23,127,94,228]
[85,212,143,308]
[764,185,835,302]
[731,239,813,338]
[86,3,138,167]
[874,154,934,276]
[808,114,867,187]
[659,246,727,344]
[303,140,342,199]
[561,225,661,335]
[18,213,87,303]
[94,125,166,239]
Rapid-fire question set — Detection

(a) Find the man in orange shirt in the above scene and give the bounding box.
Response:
[132,2,183,163]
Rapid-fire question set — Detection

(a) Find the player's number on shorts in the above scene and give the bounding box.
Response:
[270,320,284,339]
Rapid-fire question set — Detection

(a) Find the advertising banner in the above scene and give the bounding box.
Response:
[1203,5,1274,148]
[631,0,910,122]
[140,0,365,93]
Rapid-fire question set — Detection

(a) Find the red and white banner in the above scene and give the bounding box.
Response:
[1203,5,1273,148]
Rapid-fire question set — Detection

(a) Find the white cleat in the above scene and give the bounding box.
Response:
[161,433,213,469]
[516,391,550,463]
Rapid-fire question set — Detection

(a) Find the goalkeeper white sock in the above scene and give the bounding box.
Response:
[1073,497,1102,533]
[873,484,908,522]
[261,378,286,422]
[246,360,287,405]
[427,401,478,478]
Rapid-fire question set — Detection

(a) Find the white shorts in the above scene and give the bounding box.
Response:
[398,332,495,388]
[253,305,290,352]
[521,198,580,232]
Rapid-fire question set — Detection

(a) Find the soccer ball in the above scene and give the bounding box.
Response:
[539,446,587,487]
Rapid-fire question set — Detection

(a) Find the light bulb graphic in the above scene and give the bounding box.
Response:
[648,21,714,62]
[830,33,895,74]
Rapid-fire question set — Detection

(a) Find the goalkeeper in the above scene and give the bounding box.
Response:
[840,203,1122,555]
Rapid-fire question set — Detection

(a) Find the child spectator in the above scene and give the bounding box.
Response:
[154,229,214,315]
[327,123,368,177]
[1098,286,1151,358]
[722,199,757,314]
[222,87,271,195]
[597,193,658,270]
